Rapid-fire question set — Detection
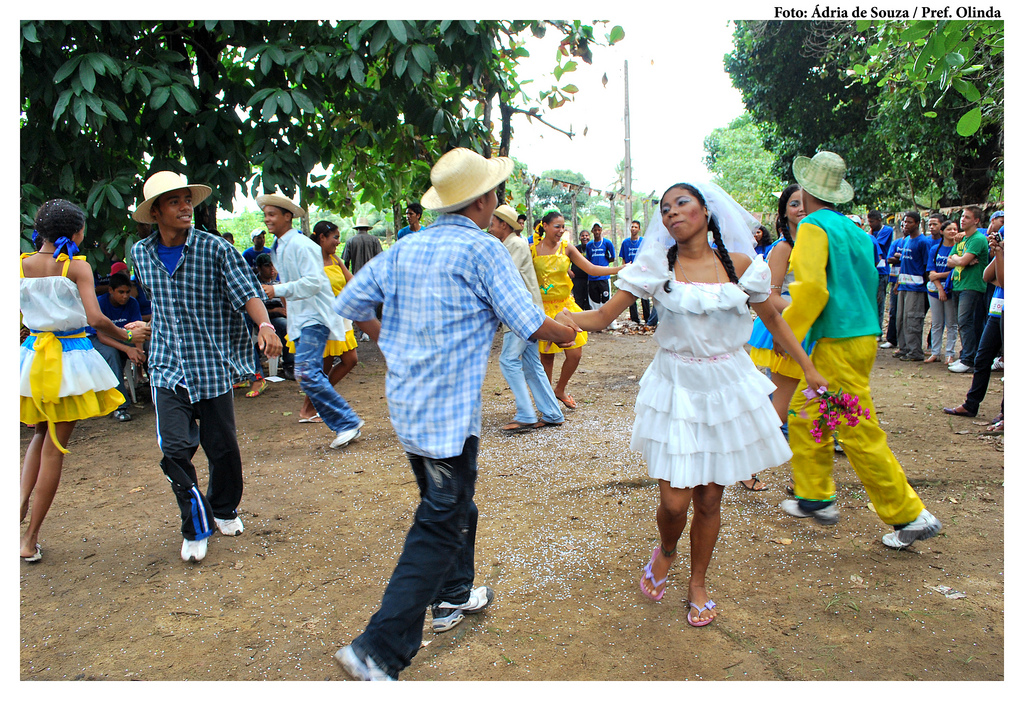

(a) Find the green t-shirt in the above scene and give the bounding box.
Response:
[952,231,989,293]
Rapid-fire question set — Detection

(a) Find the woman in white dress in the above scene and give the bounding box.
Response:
[20,200,150,562]
[556,182,826,626]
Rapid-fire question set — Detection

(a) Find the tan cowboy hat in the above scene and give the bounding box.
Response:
[421,148,513,213]
[493,204,523,232]
[132,171,212,223]
[792,151,855,204]
[353,216,372,230]
[256,191,306,218]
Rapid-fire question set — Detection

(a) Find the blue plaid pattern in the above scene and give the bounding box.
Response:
[335,214,546,459]
[133,227,264,403]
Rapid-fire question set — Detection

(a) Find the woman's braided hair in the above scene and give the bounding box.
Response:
[34,199,86,243]
[661,183,739,292]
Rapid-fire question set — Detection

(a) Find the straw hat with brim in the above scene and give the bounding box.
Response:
[493,204,523,232]
[132,171,212,223]
[256,193,306,219]
[421,148,513,213]
[792,151,855,204]
[353,217,372,230]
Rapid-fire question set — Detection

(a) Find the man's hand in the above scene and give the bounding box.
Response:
[262,284,275,299]
[258,324,282,358]
[124,320,151,343]
[126,347,146,366]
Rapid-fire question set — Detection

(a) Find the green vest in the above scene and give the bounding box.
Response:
[803,209,883,344]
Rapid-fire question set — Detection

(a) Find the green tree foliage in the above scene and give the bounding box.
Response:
[532,169,591,219]
[703,113,784,214]
[724,20,1003,209]
[20,20,621,266]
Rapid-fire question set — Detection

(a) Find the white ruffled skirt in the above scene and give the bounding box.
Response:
[631,347,792,489]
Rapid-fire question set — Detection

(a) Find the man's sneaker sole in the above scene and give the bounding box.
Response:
[334,645,394,681]
[431,608,466,633]
[882,511,942,549]
[780,499,839,525]
[432,585,494,632]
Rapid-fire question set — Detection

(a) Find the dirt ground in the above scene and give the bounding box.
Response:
[20,317,1004,682]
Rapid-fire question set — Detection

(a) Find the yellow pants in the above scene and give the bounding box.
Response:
[788,335,924,525]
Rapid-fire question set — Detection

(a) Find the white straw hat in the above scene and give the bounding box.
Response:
[256,191,306,219]
[132,171,212,223]
[421,148,513,213]
[792,151,855,204]
[493,204,523,232]
[353,216,372,230]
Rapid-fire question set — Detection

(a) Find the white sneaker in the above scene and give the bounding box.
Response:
[879,341,894,349]
[330,420,364,449]
[334,645,394,681]
[215,516,244,536]
[882,509,942,549]
[432,585,495,632]
[181,537,208,563]
[948,360,973,373]
[780,499,840,525]
[992,357,1003,371]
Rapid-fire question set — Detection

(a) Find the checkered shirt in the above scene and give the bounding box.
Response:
[335,213,546,459]
[132,227,264,403]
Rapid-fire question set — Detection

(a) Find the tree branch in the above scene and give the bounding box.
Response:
[505,105,574,139]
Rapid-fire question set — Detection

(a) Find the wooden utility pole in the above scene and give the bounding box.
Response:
[624,60,633,229]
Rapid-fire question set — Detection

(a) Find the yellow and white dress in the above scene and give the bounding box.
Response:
[531,239,588,353]
[285,255,357,357]
[19,253,124,452]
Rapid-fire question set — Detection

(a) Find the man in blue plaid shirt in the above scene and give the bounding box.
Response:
[131,171,282,565]
[333,148,579,681]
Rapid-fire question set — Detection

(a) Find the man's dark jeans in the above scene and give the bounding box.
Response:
[964,313,1003,415]
[350,436,479,678]
[955,289,987,367]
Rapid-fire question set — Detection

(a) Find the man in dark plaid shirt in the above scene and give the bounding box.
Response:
[131,171,282,564]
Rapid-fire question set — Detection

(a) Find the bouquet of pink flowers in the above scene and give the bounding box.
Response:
[794,386,870,443]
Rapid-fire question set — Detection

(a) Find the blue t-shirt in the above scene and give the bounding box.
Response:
[896,234,930,292]
[989,286,1004,318]
[395,225,420,240]
[926,242,954,298]
[132,274,152,316]
[619,237,643,264]
[886,238,902,283]
[585,238,615,281]
[242,246,266,270]
[157,242,186,274]
[873,225,894,276]
[87,292,142,336]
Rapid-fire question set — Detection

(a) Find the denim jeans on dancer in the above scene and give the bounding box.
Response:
[350,436,480,679]
[498,331,564,425]
[294,323,361,433]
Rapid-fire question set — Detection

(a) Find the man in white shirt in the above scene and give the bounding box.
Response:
[258,192,370,449]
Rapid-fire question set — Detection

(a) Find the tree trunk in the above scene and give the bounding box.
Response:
[498,101,514,204]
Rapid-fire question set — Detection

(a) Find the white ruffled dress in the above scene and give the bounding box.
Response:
[615,255,792,488]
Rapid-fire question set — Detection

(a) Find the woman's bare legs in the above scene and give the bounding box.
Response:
[639,480,691,598]
[687,483,725,623]
[739,372,800,490]
[553,347,582,407]
[21,421,76,558]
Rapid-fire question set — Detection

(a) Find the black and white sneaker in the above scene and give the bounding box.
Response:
[431,585,494,633]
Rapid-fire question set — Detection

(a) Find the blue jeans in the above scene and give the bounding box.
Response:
[351,436,480,678]
[498,331,564,425]
[955,289,987,367]
[294,323,361,433]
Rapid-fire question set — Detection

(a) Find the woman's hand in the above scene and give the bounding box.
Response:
[124,320,151,343]
[804,366,828,395]
[555,309,581,333]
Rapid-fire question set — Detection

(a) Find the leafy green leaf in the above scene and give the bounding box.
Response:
[105,184,124,209]
[924,111,937,118]
[262,94,278,121]
[277,90,294,115]
[151,86,170,110]
[956,107,982,137]
[52,90,73,122]
[72,97,87,126]
[349,54,365,84]
[609,25,625,43]
[53,56,82,84]
[899,21,934,44]
[953,78,981,102]
[170,83,198,113]
[292,89,315,113]
[944,52,965,69]
[22,21,37,43]
[387,20,407,44]
[562,84,578,94]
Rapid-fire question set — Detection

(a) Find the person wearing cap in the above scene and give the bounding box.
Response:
[395,202,424,240]
[130,170,283,564]
[489,204,565,433]
[340,216,383,276]
[778,151,942,550]
[243,227,268,271]
[258,192,365,450]
[332,147,578,681]
[619,219,652,325]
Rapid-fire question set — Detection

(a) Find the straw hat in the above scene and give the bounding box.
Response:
[256,191,306,219]
[792,151,854,204]
[353,216,372,230]
[132,171,212,223]
[421,148,513,213]
[493,204,523,232]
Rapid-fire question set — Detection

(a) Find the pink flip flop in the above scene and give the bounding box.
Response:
[687,599,717,627]
[639,547,669,601]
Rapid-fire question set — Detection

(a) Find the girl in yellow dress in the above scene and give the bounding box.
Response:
[531,210,623,408]
[20,200,150,562]
[294,221,359,422]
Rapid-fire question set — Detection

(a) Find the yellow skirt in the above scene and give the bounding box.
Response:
[538,296,588,354]
[749,345,803,379]
[286,329,358,357]
[21,388,124,425]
